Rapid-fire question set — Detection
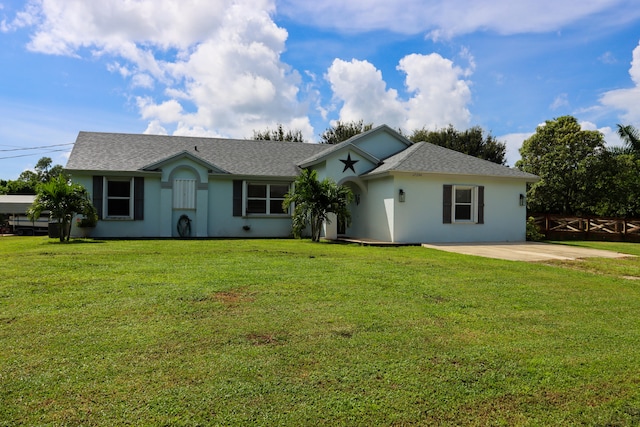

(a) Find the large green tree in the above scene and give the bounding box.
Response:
[283,169,353,242]
[578,151,640,217]
[27,175,97,242]
[516,116,605,214]
[320,120,373,144]
[409,125,507,165]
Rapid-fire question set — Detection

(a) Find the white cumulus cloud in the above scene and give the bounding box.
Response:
[326,53,472,133]
[7,0,313,140]
[498,132,533,167]
[600,40,640,124]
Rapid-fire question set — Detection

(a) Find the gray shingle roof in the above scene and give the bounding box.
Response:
[66,131,329,177]
[65,130,538,181]
[366,141,538,180]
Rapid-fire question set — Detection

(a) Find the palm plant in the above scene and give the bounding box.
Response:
[616,124,640,155]
[283,169,353,242]
[28,174,96,242]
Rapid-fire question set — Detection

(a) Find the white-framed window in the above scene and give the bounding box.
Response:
[245,182,290,215]
[454,185,475,222]
[443,184,484,224]
[104,177,134,219]
[173,179,196,210]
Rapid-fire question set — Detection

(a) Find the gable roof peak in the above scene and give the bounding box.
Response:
[298,124,412,168]
[141,150,230,174]
[342,124,413,146]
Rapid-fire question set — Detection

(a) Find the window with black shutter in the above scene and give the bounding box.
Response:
[443,184,484,224]
[96,176,144,220]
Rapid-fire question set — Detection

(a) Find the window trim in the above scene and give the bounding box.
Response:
[103,177,134,220]
[453,185,477,223]
[242,181,290,217]
[443,184,484,224]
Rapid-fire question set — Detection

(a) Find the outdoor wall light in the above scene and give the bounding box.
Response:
[519,193,526,206]
[355,194,361,205]
[399,189,406,203]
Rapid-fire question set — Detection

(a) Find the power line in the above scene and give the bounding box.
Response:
[0,143,74,152]
[0,148,71,160]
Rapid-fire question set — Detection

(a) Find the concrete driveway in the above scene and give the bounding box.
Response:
[421,242,632,261]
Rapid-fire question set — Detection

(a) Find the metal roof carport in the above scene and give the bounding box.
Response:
[0,195,36,214]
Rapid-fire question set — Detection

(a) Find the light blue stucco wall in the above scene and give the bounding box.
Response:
[390,174,528,243]
[68,128,528,242]
[207,178,294,238]
[69,173,163,238]
[352,131,409,160]
[69,162,296,239]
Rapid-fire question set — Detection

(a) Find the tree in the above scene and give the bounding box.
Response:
[34,157,65,183]
[616,124,640,155]
[409,125,507,165]
[578,151,640,217]
[0,157,66,195]
[282,169,353,242]
[27,175,97,242]
[516,116,605,214]
[0,178,36,195]
[252,124,305,142]
[320,120,373,144]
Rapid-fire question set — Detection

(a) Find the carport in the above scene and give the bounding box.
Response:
[0,194,36,213]
[0,195,49,235]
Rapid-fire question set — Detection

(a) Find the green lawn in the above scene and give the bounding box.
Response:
[1,237,639,426]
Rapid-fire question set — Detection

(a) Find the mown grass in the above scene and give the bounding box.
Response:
[1,237,639,426]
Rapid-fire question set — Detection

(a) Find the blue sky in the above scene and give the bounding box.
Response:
[1,0,640,180]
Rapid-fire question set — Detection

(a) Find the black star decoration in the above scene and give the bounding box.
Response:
[340,153,359,173]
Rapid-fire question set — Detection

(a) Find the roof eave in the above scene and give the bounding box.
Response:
[141,150,230,174]
[65,169,163,176]
[363,169,539,181]
[298,124,410,168]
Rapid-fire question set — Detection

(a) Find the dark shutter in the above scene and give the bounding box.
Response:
[233,180,243,217]
[477,186,484,224]
[134,177,144,220]
[443,185,452,224]
[93,176,103,220]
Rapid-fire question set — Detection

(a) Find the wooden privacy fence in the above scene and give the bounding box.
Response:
[532,214,640,242]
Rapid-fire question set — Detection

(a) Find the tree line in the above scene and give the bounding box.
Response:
[253,120,508,165]
[516,115,640,218]
[0,157,66,195]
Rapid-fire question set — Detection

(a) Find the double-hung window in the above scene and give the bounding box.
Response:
[454,186,474,221]
[443,184,484,224]
[246,183,289,215]
[106,178,133,218]
[93,176,144,220]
